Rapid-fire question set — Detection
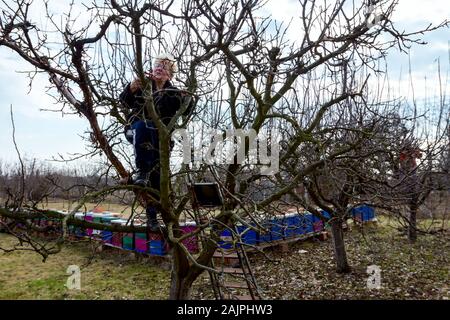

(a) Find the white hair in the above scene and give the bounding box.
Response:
[153,53,178,75]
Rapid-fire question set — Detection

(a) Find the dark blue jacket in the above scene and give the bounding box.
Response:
[119,79,193,127]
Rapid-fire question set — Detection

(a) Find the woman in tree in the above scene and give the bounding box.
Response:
[119,53,193,231]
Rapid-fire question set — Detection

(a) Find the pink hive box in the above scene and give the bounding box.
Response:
[110,219,126,248]
[111,233,123,247]
[180,221,199,253]
[133,222,148,253]
[135,233,148,253]
[148,232,163,242]
[313,220,324,232]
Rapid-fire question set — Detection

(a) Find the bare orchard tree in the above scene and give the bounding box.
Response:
[373,106,449,243]
[0,0,447,299]
[298,113,390,272]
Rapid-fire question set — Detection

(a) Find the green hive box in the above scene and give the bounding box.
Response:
[123,233,134,250]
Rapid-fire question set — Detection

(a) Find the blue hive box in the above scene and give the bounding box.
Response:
[285,213,301,238]
[102,231,113,243]
[351,206,361,220]
[218,228,234,249]
[319,210,331,220]
[236,224,258,245]
[311,214,321,223]
[303,214,314,233]
[149,245,166,256]
[258,220,272,244]
[352,205,375,221]
[356,207,362,218]
[99,216,117,242]
[148,233,167,256]
[366,206,375,220]
[270,216,285,241]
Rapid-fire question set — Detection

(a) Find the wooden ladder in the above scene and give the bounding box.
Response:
[188,192,262,299]
[186,166,261,300]
[211,226,262,300]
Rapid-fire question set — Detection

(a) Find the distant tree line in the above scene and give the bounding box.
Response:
[0,158,125,206]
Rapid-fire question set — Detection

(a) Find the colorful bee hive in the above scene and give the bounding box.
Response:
[100,216,116,244]
[270,216,285,241]
[311,214,324,232]
[236,224,258,245]
[148,232,168,256]
[135,232,148,253]
[302,213,314,234]
[180,221,199,253]
[258,220,272,244]
[285,213,301,238]
[84,212,94,236]
[73,212,86,237]
[218,228,234,249]
[90,213,104,239]
[352,205,375,222]
[110,219,126,248]
[122,232,134,250]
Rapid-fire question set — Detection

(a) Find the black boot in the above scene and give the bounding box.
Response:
[148,218,160,232]
[134,171,150,187]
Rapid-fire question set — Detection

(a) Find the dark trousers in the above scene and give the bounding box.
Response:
[131,120,160,222]
[131,120,160,172]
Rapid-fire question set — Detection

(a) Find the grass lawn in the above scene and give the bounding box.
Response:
[0,234,171,299]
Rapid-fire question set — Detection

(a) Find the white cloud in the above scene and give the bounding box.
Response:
[0,51,88,162]
[391,0,450,25]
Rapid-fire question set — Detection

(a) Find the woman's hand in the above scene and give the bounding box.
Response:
[130,78,142,93]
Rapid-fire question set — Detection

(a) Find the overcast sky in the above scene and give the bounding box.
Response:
[0,0,449,169]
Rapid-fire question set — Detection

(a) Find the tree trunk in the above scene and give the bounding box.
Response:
[169,270,193,300]
[408,203,418,243]
[406,170,419,243]
[168,245,194,299]
[330,218,351,273]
